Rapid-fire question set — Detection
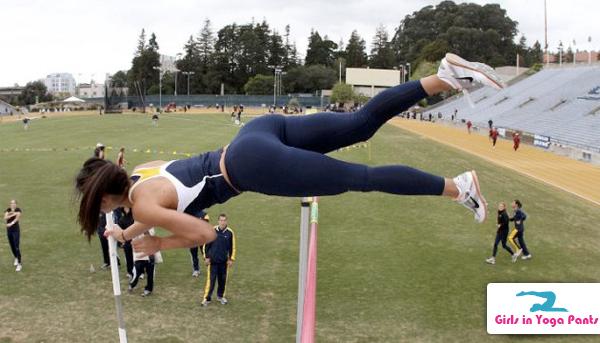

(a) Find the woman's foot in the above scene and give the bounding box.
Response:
[437,53,506,90]
[453,170,487,223]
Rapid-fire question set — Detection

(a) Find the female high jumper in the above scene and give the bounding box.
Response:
[75,53,505,256]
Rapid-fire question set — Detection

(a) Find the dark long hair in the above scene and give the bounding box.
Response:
[75,158,130,240]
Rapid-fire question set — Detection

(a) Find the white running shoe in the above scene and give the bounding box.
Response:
[15,264,22,272]
[14,258,18,266]
[192,270,200,278]
[217,296,228,305]
[515,249,523,258]
[201,299,211,307]
[521,254,532,260]
[512,254,519,263]
[485,257,496,265]
[437,53,506,91]
[453,170,487,223]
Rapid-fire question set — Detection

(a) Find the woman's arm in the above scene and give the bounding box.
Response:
[4,211,15,220]
[105,221,153,243]
[133,202,216,245]
[7,212,21,226]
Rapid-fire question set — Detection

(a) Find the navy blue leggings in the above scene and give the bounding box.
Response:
[225,81,445,197]
[7,228,21,263]
[492,230,514,257]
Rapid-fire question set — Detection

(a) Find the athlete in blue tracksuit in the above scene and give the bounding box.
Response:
[509,199,531,261]
[201,214,236,306]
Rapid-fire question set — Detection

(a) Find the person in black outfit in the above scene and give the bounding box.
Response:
[485,202,514,264]
[116,207,135,280]
[96,213,110,269]
[201,213,236,306]
[189,211,210,277]
[4,200,23,272]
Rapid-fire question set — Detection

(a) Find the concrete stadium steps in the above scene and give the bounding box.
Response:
[430,66,600,150]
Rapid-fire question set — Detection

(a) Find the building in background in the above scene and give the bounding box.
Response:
[0,86,25,103]
[77,81,105,98]
[345,68,401,97]
[44,73,76,96]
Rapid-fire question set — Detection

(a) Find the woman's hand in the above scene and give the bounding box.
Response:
[104,225,126,243]
[132,235,161,258]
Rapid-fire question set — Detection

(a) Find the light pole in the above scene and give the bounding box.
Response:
[589,36,593,64]
[572,39,576,65]
[406,63,411,81]
[558,41,563,66]
[182,71,195,96]
[269,65,283,106]
[399,65,405,84]
[174,53,182,96]
[153,66,163,109]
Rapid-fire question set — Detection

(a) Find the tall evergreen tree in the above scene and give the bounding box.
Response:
[345,30,368,67]
[369,25,396,69]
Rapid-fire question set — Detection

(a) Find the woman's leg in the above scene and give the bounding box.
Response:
[492,233,501,257]
[500,231,514,255]
[227,132,446,197]
[279,78,448,154]
[508,229,520,252]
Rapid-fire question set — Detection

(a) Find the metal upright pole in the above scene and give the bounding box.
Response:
[106,212,127,343]
[296,197,311,343]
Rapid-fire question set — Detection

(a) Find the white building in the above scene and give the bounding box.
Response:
[44,73,77,96]
[77,81,105,98]
[345,68,402,97]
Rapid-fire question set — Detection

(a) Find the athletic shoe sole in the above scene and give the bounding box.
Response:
[470,170,487,223]
[445,53,506,90]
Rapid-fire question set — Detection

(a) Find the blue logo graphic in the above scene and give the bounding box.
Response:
[516,291,569,312]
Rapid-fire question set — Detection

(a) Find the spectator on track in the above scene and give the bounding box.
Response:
[513,132,521,151]
[491,127,499,148]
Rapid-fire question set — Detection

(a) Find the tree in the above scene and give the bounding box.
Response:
[345,30,368,67]
[369,25,396,69]
[330,82,355,104]
[391,1,518,67]
[305,30,338,66]
[128,30,161,95]
[135,29,146,56]
[111,71,128,88]
[284,65,337,93]
[244,74,274,95]
[148,33,159,52]
[18,81,52,105]
[197,19,215,66]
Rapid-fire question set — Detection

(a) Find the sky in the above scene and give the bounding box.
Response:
[1,0,598,86]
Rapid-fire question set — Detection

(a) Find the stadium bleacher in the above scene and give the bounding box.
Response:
[430,66,600,150]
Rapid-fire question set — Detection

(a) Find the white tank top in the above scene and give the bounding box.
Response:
[128,161,223,213]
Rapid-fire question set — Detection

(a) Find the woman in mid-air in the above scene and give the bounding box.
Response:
[75,53,505,256]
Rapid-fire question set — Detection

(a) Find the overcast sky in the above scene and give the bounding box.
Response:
[1,0,598,86]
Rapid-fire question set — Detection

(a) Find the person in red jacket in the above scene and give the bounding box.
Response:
[491,127,499,148]
[466,120,472,134]
[513,132,521,151]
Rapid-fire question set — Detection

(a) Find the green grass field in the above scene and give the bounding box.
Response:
[1,113,599,343]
